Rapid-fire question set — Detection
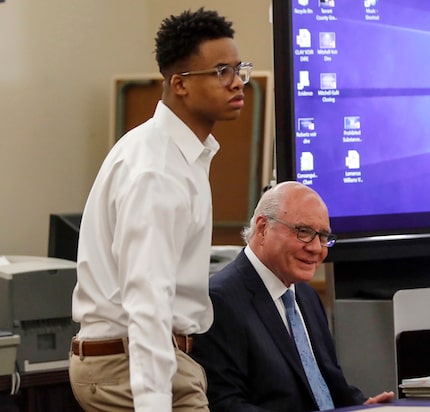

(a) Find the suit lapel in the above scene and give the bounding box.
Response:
[295,284,328,366]
[234,252,312,388]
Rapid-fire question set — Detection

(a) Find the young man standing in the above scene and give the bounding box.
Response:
[69,8,252,412]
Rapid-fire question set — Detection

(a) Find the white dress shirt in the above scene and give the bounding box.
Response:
[72,101,219,411]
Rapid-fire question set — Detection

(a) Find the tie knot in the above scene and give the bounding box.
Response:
[282,289,295,312]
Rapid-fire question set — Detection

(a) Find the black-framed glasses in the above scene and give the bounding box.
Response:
[266,216,337,248]
[179,62,253,87]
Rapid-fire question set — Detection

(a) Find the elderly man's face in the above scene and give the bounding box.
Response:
[254,191,330,287]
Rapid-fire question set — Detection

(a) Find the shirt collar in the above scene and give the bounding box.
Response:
[244,245,295,302]
[154,101,220,164]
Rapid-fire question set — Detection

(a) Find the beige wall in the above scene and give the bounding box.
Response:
[0,0,274,256]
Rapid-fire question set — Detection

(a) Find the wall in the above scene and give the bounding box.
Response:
[0,0,274,256]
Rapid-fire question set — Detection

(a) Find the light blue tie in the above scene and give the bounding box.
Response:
[282,289,334,411]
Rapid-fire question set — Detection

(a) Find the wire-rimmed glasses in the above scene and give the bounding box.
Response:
[266,216,337,248]
[179,62,253,87]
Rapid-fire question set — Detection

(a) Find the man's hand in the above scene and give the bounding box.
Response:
[364,391,395,404]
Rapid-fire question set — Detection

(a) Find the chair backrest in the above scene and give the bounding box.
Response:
[393,288,430,394]
[393,288,430,336]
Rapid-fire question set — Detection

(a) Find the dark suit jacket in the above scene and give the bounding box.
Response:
[192,250,366,412]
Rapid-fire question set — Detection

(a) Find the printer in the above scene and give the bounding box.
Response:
[0,256,78,373]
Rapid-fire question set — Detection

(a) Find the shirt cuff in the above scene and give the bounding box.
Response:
[133,392,172,412]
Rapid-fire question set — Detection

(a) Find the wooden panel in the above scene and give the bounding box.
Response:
[0,370,83,412]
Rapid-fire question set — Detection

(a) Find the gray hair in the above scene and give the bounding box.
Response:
[241,187,280,244]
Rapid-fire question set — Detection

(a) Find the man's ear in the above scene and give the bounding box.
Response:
[255,215,268,241]
[169,74,188,96]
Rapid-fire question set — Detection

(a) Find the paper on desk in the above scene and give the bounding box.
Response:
[401,376,430,387]
[0,256,11,266]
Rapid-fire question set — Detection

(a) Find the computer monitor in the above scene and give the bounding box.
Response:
[272,0,430,244]
[48,213,82,261]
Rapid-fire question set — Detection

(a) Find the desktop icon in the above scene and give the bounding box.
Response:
[298,118,315,133]
[297,29,311,48]
[320,73,337,90]
[297,71,310,90]
[344,116,361,130]
[319,32,336,49]
[345,150,360,169]
[300,152,314,171]
[364,0,377,7]
[298,0,309,6]
[319,0,335,7]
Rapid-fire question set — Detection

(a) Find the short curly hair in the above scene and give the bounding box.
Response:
[155,8,235,76]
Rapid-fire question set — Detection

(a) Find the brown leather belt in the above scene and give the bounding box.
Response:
[71,338,127,357]
[173,334,193,354]
[72,334,193,357]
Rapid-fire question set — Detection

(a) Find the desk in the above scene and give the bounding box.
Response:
[0,369,82,412]
[330,399,430,411]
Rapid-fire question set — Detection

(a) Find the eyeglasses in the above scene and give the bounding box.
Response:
[179,62,253,87]
[266,216,337,248]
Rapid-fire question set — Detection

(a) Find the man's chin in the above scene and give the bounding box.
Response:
[221,110,242,121]
[296,270,317,283]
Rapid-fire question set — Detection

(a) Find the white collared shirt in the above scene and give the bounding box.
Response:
[72,101,219,411]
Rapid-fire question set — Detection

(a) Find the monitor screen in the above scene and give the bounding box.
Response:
[272,0,430,239]
[48,213,82,261]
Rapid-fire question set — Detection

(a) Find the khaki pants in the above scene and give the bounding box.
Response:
[69,347,209,411]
